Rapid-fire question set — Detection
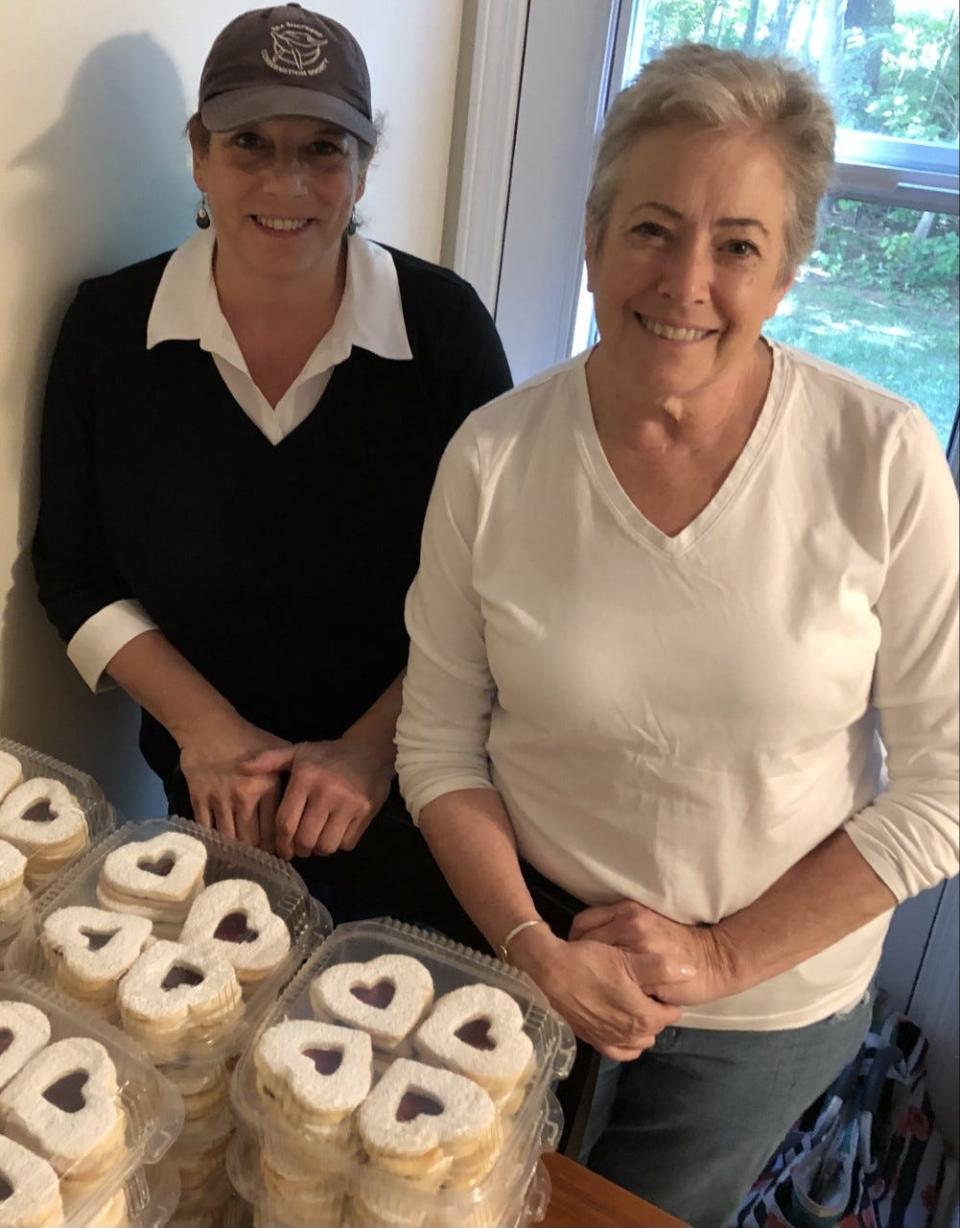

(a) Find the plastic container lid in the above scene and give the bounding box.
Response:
[0,971,184,1228]
[0,735,118,898]
[6,818,330,1064]
[229,919,572,1224]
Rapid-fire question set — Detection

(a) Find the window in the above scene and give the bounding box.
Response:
[567,0,960,446]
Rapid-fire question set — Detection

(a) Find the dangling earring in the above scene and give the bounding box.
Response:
[346,208,358,237]
[195,193,211,230]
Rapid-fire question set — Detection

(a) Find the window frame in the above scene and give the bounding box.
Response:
[455,0,960,395]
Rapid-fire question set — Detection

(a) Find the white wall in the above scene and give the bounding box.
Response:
[0,1,462,818]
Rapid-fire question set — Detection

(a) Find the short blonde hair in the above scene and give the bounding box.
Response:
[586,43,836,278]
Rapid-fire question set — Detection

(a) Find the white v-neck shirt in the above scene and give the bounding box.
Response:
[68,228,412,691]
[397,343,960,1029]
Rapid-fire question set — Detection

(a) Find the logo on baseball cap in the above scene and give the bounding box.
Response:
[199,4,376,146]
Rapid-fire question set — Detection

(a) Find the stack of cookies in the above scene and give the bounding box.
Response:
[226,922,575,1228]
[0,1134,64,1228]
[40,906,153,1020]
[7,816,322,1228]
[0,1036,127,1214]
[179,879,291,988]
[232,948,555,1226]
[117,938,244,1057]
[355,1058,501,1203]
[0,997,143,1228]
[0,740,118,958]
[412,983,535,1118]
[96,832,208,939]
[0,778,89,891]
[310,953,435,1055]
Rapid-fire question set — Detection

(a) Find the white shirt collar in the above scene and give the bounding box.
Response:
[146,227,413,365]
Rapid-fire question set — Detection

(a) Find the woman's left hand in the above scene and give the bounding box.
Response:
[569,899,740,1006]
[240,738,394,860]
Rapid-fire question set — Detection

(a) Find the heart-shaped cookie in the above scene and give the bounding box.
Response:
[42,906,153,993]
[117,938,242,1053]
[0,752,23,806]
[97,832,207,923]
[310,955,434,1051]
[255,1019,372,1125]
[0,779,88,869]
[0,1003,51,1092]
[0,1037,124,1178]
[0,1134,63,1228]
[179,879,290,984]
[357,1058,496,1161]
[414,984,535,1098]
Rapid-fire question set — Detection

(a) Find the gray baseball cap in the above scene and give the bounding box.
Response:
[198,4,376,146]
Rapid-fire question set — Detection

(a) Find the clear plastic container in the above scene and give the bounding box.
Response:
[229,920,573,1228]
[226,1123,554,1228]
[73,1160,181,1228]
[6,818,330,1063]
[0,971,184,1228]
[161,1156,239,1228]
[0,735,118,899]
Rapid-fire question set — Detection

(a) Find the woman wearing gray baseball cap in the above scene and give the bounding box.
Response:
[32,5,511,934]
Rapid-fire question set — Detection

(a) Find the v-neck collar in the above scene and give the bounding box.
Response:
[573,340,788,557]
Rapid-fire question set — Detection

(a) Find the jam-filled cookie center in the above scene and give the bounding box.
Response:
[396,1090,443,1122]
[161,964,205,991]
[302,1046,343,1076]
[21,801,55,824]
[0,1028,14,1058]
[137,854,176,877]
[213,911,259,944]
[350,979,395,1009]
[43,1069,88,1113]
[454,1017,497,1051]
[81,927,120,952]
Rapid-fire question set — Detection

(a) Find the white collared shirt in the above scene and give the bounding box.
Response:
[68,228,413,691]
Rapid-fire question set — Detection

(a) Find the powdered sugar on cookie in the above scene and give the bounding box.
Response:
[0,1037,124,1178]
[414,984,534,1098]
[180,879,290,983]
[0,1134,64,1227]
[0,1002,51,1091]
[310,955,434,1052]
[42,907,153,984]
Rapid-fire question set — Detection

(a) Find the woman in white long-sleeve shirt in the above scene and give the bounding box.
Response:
[395,43,959,1228]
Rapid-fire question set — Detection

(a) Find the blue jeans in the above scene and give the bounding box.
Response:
[580,988,873,1228]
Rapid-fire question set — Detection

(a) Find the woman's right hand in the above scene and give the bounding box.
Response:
[508,925,690,1060]
[178,714,291,851]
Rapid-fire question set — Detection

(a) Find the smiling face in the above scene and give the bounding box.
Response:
[585,124,794,412]
[192,115,366,285]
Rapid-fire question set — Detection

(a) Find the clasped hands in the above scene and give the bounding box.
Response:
[179,715,393,859]
[515,900,740,1061]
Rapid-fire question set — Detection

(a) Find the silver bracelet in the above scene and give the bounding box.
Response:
[498,917,548,964]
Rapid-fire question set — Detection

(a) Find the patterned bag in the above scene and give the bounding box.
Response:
[733,1006,946,1227]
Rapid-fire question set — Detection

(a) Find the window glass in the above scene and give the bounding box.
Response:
[625,0,959,147]
[766,202,958,446]
[570,0,959,448]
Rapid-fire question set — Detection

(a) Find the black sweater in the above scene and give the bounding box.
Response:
[33,245,512,788]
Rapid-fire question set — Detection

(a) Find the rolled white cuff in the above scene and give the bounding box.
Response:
[67,600,158,693]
